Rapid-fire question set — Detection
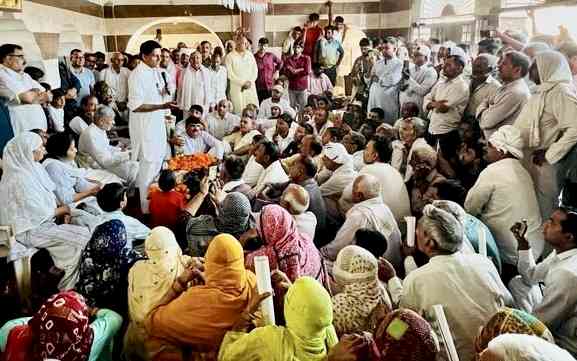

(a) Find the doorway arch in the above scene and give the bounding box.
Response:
[125,17,224,54]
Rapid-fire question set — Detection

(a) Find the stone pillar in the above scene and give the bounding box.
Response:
[241,10,266,52]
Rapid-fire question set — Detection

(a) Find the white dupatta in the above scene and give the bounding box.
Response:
[0,132,57,235]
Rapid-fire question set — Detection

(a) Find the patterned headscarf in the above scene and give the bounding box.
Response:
[475,308,554,353]
[372,309,438,361]
[29,291,93,361]
[246,204,327,286]
[77,220,142,307]
[215,192,252,238]
[332,246,392,335]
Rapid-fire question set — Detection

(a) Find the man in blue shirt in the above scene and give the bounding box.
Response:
[315,26,344,86]
[69,49,95,100]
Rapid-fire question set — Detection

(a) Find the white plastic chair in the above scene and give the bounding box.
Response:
[0,225,32,310]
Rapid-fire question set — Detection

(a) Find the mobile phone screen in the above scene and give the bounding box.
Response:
[209,165,218,180]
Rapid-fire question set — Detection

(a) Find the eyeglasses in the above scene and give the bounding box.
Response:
[7,54,24,59]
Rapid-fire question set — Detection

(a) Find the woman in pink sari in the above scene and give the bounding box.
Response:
[245,204,328,288]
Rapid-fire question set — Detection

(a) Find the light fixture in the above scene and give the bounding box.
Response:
[220,0,269,13]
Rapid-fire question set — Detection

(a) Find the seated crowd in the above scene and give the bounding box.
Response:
[0,17,577,361]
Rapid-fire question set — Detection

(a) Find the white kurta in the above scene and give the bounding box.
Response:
[339,162,411,224]
[78,123,139,184]
[512,248,577,355]
[423,75,470,135]
[208,66,228,108]
[205,111,240,139]
[514,82,577,219]
[0,65,47,134]
[241,155,264,187]
[399,64,438,111]
[367,57,402,124]
[322,197,402,268]
[177,65,210,113]
[253,160,289,195]
[99,67,131,103]
[258,98,296,119]
[394,252,513,361]
[465,158,543,265]
[225,50,259,114]
[127,62,169,213]
[48,105,65,133]
[465,76,501,119]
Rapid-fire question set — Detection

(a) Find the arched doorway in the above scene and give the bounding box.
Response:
[125,17,224,54]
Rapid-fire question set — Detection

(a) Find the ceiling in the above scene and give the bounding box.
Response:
[143,22,211,34]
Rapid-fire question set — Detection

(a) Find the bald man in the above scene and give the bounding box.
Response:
[281,183,317,240]
[99,52,131,112]
[321,174,402,269]
[465,54,501,120]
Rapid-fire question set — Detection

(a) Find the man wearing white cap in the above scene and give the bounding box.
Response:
[258,84,296,119]
[399,45,438,112]
[465,125,543,278]
[319,142,357,225]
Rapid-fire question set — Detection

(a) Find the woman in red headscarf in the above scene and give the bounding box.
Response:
[0,291,122,361]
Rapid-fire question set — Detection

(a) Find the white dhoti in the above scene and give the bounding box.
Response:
[508,275,544,313]
[136,160,163,214]
[16,222,91,290]
[526,160,560,220]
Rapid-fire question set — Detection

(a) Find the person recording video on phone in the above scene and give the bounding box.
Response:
[399,45,438,115]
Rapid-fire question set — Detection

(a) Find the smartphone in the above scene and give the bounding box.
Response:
[208,165,218,181]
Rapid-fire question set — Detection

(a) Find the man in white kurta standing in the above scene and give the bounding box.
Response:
[226,35,259,114]
[128,40,177,214]
[367,37,402,125]
[99,52,131,121]
[0,44,48,135]
[399,45,438,113]
[177,51,210,119]
[514,50,577,221]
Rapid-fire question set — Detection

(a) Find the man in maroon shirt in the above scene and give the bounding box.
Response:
[255,37,283,103]
[283,41,311,111]
[303,13,323,61]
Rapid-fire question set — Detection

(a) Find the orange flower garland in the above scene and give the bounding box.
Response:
[167,153,216,172]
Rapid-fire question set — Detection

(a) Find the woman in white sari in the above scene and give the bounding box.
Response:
[123,227,192,361]
[0,132,90,290]
[44,132,103,215]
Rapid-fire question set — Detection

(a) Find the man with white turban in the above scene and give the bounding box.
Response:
[399,45,438,112]
[322,173,402,269]
[465,125,543,278]
[381,203,513,361]
[514,50,577,220]
[319,142,357,228]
